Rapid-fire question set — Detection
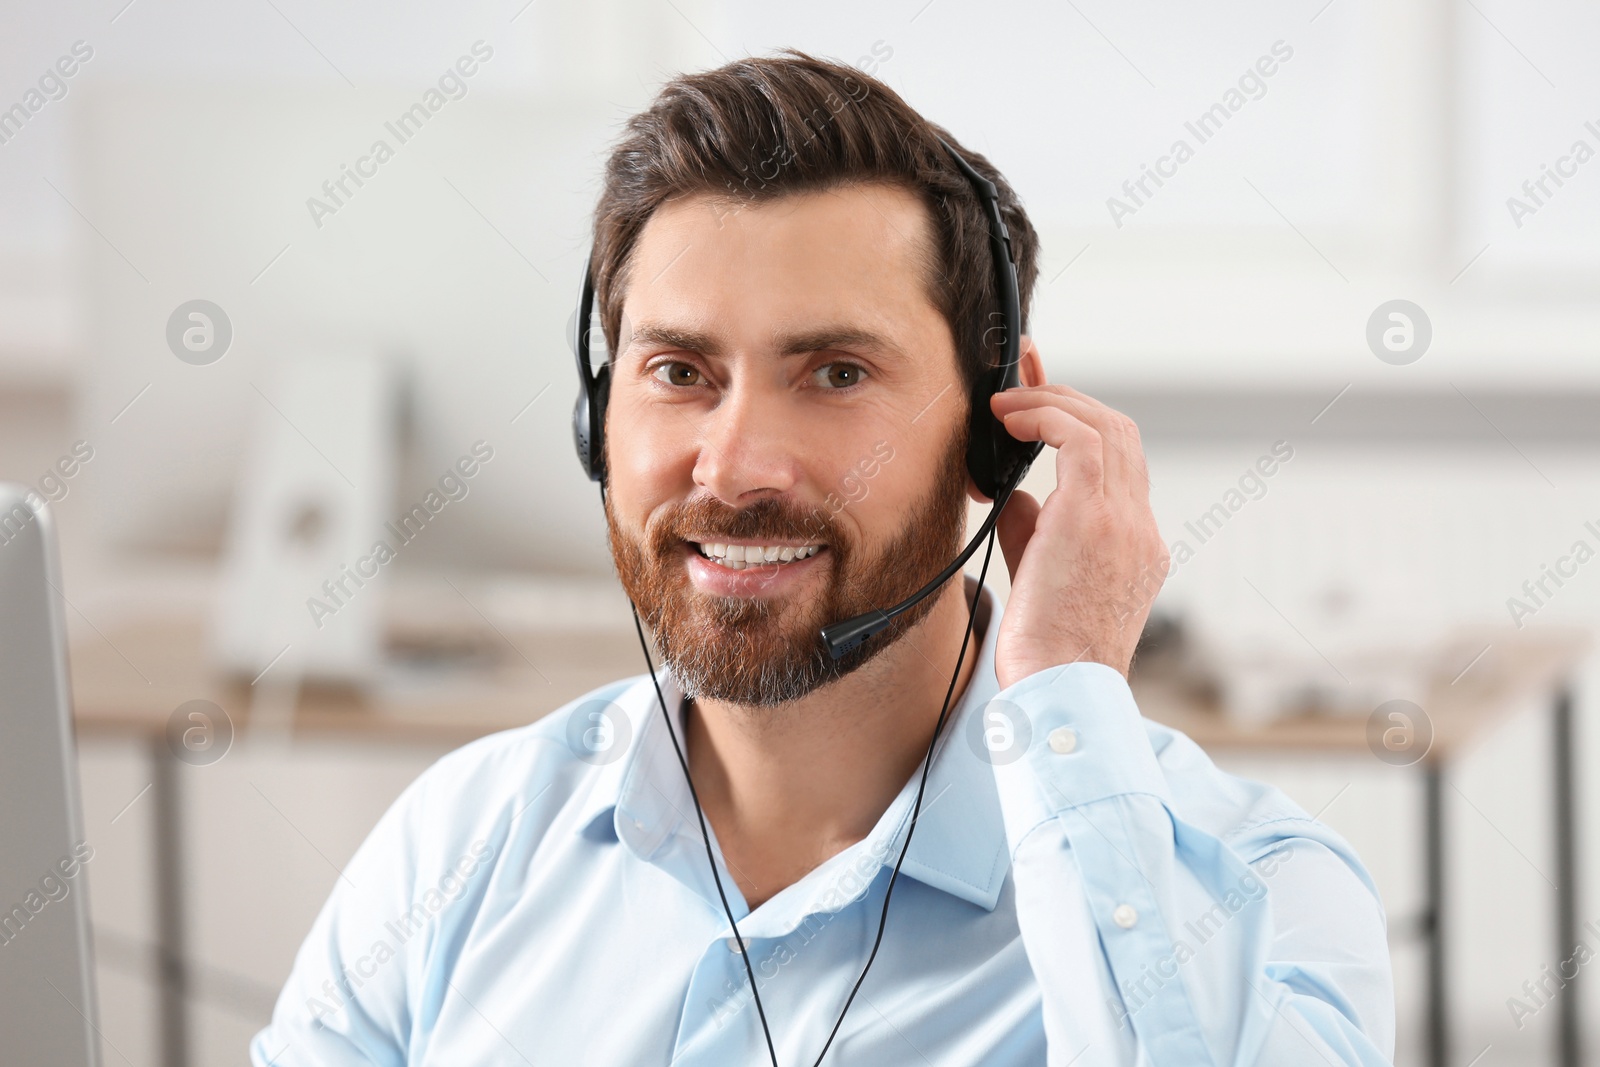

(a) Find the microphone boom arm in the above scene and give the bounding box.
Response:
[818,459,1036,660]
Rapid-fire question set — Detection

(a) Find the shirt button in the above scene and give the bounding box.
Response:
[1047,726,1077,754]
[633,819,646,831]
[726,937,745,954]
[1113,904,1138,929]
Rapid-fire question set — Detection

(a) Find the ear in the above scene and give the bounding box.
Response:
[1018,335,1046,387]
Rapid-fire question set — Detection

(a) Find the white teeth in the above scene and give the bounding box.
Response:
[696,542,821,568]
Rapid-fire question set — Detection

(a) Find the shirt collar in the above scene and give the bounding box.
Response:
[572,576,1010,913]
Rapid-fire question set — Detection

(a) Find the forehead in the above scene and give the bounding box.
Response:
[621,182,943,334]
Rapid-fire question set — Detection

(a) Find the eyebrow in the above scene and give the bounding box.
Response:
[622,324,906,362]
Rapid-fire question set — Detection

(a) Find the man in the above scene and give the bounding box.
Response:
[252,50,1394,1065]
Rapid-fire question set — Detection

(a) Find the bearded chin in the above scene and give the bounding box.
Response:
[608,533,868,708]
[603,427,971,709]
[648,575,859,707]
[664,620,844,707]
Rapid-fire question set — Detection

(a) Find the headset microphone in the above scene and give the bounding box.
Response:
[572,132,1040,1067]
[817,466,1025,659]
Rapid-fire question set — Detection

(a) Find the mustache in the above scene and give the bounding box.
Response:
[658,495,839,549]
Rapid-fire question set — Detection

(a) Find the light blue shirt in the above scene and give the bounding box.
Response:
[251,580,1395,1065]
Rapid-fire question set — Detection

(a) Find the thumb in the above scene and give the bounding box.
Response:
[994,489,1040,583]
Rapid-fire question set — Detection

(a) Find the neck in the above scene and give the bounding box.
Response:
[683,575,986,908]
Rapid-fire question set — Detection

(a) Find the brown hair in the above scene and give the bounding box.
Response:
[589,47,1040,405]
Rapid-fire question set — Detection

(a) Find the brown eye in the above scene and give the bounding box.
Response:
[652,361,703,386]
[816,362,867,390]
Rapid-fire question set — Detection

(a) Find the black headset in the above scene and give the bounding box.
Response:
[570,134,1042,1067]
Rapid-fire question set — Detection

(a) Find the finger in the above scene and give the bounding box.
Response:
[992,382,1120,423]
[993,386,1149,502]
[1040,386,1151,502]
[993,386,1144,500]
[995,487,1040,584]
[998,404,1108,507]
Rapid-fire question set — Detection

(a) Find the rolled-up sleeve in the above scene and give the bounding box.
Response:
[989,661,1396,1066]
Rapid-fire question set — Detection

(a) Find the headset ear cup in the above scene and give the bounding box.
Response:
[572,388,593,480]
[576,385,601,483]
[571,254,604,482]
[593,365,612,484]
[965,368,1002,500]
[969,369,1045,500]
[571,364,610,485]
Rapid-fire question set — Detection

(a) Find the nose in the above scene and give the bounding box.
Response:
[690,375,803,507]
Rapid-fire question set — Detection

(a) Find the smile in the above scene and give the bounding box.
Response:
[690,541,825,570]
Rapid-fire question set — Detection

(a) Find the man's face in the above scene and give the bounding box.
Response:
[602,182,972,707]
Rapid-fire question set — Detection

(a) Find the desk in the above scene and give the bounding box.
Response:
[72,615,1588,1067]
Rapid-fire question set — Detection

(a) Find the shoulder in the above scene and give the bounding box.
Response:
[369,674,650,880]
[421,673,644,792]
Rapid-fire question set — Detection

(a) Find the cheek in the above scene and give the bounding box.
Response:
[860,428,958,520]
[607,405,690,500]
[604,464,664,551]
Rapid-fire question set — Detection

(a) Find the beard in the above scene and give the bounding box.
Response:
[604,422,972,708]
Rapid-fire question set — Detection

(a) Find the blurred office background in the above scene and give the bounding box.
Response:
[3,0,1599,1063]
